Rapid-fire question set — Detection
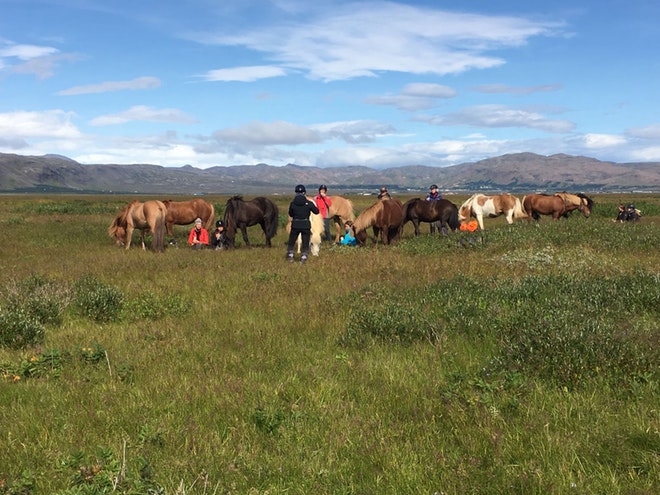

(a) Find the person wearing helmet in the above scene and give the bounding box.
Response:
[287,184,319,263]
[425,183,444,234]
[315,184,333,242]
[377,186,391,200]
[210,219,226,250]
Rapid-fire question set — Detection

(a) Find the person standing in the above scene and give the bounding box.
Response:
[188,218,209,249]
[315,184,333,242]
[425,184,445,235]
[287,184,319,264]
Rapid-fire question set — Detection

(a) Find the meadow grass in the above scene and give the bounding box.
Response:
[0,193,658,494]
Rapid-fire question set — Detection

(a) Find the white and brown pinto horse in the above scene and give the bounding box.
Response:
[108,200,167,252]
[458,193,527,230]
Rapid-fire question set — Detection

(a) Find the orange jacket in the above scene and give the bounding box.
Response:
[188,227,209,245]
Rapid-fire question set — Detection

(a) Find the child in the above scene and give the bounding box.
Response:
[340,221,357,246]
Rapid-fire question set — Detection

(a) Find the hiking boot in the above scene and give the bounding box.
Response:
[287,252,294,263]
[301,254,308,265]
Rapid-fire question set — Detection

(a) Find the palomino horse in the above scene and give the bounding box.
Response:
[108,200,167,252]
[328,196,356,242]
[522,192,593,221]
[352,199,404,246]
[162,198,215,235]
[223,196,279,248]
[554,192,593,218]
[402,198,460,236]
[285,197,324,256]
[458,193,527,230]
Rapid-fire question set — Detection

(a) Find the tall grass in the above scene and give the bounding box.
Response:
[0,193,658,494]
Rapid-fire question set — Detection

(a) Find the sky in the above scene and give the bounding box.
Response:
[1,0,659,169]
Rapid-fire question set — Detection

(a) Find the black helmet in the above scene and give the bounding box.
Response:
[216,220,223,228]
[295,184,306,194]
[319,184,327,192]
[430,184,438,189]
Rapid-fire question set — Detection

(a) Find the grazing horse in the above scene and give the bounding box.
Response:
[162,198,215,235]
[458,193,527,230]
[328,196,356,243]
[402,198,460,236]
[554,192,593,218]
[286,197,324,256]
[108,200,166,252]
[223,196,279,248]
[352,199,404,246]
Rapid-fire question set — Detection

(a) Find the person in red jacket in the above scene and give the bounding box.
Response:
[315,184,333,241]
[188,217,209,249]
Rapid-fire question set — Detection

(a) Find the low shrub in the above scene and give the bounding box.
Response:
[123,291,191,321]
[0,306,45,349]
[74,275,124,323]
[4,274,72,326]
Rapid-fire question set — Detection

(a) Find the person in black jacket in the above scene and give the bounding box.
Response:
[287,184,320,264]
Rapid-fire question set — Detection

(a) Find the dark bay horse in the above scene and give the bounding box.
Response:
[402,198,460,236]
[108,200,166,252]
[223,196,279,248]
[352,199,404,246]
[162,198,215,235]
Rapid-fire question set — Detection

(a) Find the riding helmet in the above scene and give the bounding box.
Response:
[430,184,438,189]
[319,184,327,192]
[295,184,306,194]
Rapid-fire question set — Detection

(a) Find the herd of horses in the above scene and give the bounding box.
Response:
[108,191,594,252]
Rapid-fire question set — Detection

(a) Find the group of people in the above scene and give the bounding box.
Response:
[188,218,226,250]
[614,203,641,222]
[186,182,444,263]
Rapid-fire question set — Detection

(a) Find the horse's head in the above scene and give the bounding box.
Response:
[458,203,471,223]
[109,224,127,246]
[577,194,593,217]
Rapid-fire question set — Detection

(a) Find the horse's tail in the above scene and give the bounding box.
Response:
[205,202,215,231]
[521,195,533,218]
[153,202,166,252]
[513,196,527,219]
[265,200,279,240]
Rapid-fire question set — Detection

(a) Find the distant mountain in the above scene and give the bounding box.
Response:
[0,151,658,194]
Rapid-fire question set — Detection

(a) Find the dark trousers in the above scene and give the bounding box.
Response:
[287,228,311,254]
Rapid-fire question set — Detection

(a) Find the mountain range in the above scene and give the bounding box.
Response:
[0,151,658,195]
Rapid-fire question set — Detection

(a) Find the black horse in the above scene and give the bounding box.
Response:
[402,198,460,236]
[223,196,279,248]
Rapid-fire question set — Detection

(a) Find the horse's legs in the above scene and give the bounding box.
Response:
[125,225,134,250]
[140,230,146,250]
[333,216,342,243]
[240,226,250,247]
[505,210,514,224]
[477,213,485,230]
[413,219,420,236]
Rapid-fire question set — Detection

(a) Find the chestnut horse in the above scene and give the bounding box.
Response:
[162,198,215,235]
[352,199,404,246]
[402,198,460,236]
[328,196,356,242]
[458,193,527,230]
[223,196,279,248]
[108,200,166,252]
[523,193,593,221]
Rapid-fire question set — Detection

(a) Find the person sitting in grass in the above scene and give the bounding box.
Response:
[339,221,357,246]
[188,217,209,249]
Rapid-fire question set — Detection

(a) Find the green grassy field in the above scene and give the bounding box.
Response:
[0,193,658,495]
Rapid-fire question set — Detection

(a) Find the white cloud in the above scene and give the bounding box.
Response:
[626,124,660,140]
[581,133,627,148]
[200,65,287,82]
[199,3,563,81]
[312,120,396,143]
[212,121,321,146]
[0,43,58,60]
[627,146,660,161]
[367,83,458,111]
[0,110,81,138]
[419,104,575,133]
[90,106,197,126]
[58,76,162,95]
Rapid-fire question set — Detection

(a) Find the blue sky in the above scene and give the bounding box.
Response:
[1,0,659,169]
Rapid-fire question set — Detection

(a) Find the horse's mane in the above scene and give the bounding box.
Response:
[353,201,384,233]
[108,200,139,238]
[460,193,480,210]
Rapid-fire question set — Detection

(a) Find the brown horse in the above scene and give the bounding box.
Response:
[554,192,593,218]
[223,196,279,248]
[522,193,592,221]
[108,200,166,252]
[402,198,460,236]
[162,198,215,235]
[458,193,527,230]
[328,196,356,242]
[352,199,404,246]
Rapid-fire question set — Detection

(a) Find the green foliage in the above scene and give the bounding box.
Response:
[4,274,72,326]
[123,290,191,321]
[73,275,124,323]
[0,306,45,349]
